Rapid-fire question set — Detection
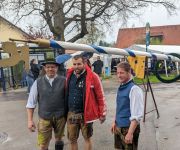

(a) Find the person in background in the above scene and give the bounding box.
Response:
[38,65,46,77]
[21,64,28,87]
[66,55,107,150]
[81,52,93,69]
[111,62,144,150]
[57,63,66,76]
[85,58,92,68]
[83,56,92,69]
[26,59,66,150]
[26,69,34,93]
[92,56,103,76]
[30,59,40,80]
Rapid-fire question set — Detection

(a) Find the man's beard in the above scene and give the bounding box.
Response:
[75,69,83,75]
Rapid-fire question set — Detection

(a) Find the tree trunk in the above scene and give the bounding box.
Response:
[53,0,65,41]
[52,0,65,54]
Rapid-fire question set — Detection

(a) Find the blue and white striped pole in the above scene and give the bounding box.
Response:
[8,38,180,62]
[48,39,180,62]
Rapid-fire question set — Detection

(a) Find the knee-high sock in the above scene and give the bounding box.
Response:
[55,140,64,150]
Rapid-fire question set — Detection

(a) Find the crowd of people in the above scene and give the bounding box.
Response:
[26,54,144,150]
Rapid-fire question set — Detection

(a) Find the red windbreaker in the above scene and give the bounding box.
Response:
[66,65,107,123]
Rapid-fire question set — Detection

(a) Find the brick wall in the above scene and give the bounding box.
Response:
[116,25,180,48]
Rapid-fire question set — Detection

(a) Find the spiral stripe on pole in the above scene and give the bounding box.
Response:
[42,39,180,62]
[124,48,136,57]
[90,45,108,54]
[50,40,64,49]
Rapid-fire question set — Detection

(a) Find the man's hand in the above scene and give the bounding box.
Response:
[111,122,116,134]
[28,120,36,132]
[125,132,133,144]
[99,116,106,124]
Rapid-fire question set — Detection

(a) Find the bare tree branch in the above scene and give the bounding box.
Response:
[42,0,59,35]
[0,0,177,43]
[68,0,88,42]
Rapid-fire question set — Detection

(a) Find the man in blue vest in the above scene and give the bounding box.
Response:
[111,62,144,150]
[26,59,66,150]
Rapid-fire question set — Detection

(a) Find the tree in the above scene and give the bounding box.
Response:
[26,26,52,39]
[99,40,115,47]
[78,21,105,44]
[0,0,177,44]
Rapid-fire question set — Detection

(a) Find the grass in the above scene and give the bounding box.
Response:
[102,73,179,84]
[134,75,160,84]
[158,74,177,80]
[102,75,112,80]
[101,74,160,83]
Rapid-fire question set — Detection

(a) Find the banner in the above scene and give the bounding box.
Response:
[127,56,146,79]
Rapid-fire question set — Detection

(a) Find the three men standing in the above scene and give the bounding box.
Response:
[26,57,143,150]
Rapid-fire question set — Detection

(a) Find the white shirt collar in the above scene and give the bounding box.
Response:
[45,74,58,86]
[121,75,133,85]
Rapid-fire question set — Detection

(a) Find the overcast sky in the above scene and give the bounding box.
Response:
[108,4,180,42]
[1,3,180,43]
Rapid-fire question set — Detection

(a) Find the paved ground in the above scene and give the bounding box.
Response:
[0,77,180,150]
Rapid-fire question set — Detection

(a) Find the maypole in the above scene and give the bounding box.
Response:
[8,38,180,84]
[9,38,180,62]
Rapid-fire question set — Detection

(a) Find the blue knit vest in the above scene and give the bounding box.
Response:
[115,80,134,127]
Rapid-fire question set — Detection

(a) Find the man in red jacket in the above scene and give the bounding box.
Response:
[66,54,107,150]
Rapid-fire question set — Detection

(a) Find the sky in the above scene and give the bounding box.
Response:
[107,4,180,42]
[1,3,180,43]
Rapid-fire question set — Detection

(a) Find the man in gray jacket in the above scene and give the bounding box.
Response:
[26,59,66,150]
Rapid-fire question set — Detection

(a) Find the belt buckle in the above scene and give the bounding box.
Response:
[69,117,77,124]
[69,113,83,124]
[69,118,73,124]
[77,113,83,119]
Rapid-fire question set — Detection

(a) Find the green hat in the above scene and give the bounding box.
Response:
[41,58,59,66]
